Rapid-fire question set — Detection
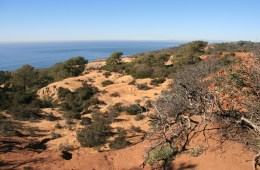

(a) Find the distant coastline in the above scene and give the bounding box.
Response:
[0,41,181,71]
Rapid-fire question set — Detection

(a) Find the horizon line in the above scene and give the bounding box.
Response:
[0,39,232,44]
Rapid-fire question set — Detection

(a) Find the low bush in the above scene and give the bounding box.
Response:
[77,112,112,147]
[136,83,151,90]
[77,123,111,147]
[147,147,178,167]
[59,84,100,113]
[84,98,106,110]
[128,80,136,85]
[131,125,142,132]
[217,53,234,66]
[0,120,19,136]
[101,80,114,87]
[124,104,146,115]
[75,84,99,100]
[110,92,120,97]
[106,111,119,122]
[109,128,130,150]
[135,114,145,121]
[7,105,42,121]
[32,98,53,108]
[57,87,71,98]
[63,111,81,121]
[55,123,62,129]
[80,117,92,125]
[45,113,59,121]
[12,91,37,105]
[103,72,112,78]
[103,52,124,72]
[188,147,204,157]
[109,103,123,113]
[60,94,83,112]
[150,78,166,86]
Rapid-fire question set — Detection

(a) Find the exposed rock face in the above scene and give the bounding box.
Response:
[84,57,136,71]
[199,55,210,60]
[164,55,174,66]
[84,60,106,70]
[37,76,85,100]
[37,85,59,100]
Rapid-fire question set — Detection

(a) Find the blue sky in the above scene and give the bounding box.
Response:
[0,0,259,42]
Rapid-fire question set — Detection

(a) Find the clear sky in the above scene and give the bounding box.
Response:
[0,0,259,43]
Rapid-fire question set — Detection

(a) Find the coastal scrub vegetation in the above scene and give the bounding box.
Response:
[0,56,88,122]
[77,112,113,147]
[102,51,124,72]
[1,41,260,168]
[103,41,208,79]
[58,83,100,116]
[143,44,260,169]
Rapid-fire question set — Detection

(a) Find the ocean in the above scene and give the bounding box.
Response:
[0,41,181,71]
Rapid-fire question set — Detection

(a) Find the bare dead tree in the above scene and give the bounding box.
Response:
[250,44,260,170]
[143,59,226,169]
[144,54,260,169]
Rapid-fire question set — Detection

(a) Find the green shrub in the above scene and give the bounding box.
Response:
[136,83,151,90]
[75,84,99,100]
[124,104,146,115]
[110,92,120,97]
[7,105,42,121]
[110,103,123,113]
[229,72,247,87]
[50,56,88,81]
[109,128,130,149]
[80,117,92,125]
[77,124,109,147]
[128,80,136,85]
[55,123,62,129]
[32,98,53,108]
[59,84,100,113]
[103,72,112,78]
[102,80,114,87]
[45,113,59,121]
[12,91,37,105]
[124,54,170,79]
[131,125,142,132]
[0,89,10,110]
[106,111,119,122]
[0,120,19,136]
[65,119,75,125]
[127,64,154,78]
[147,147,178,167]
[84,98,106,109]
[101,90,108,94]
[217,54,234,66]
[103,52,124,72]
[150,78,166,86]
[0,71,11,85]
[188,147,204,157]
[60,94,83,112]
[77,112,112,147]
[58,87,71,98]
[63,111,81,121]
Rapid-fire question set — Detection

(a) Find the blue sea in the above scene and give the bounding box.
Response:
[0,41,181,71]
